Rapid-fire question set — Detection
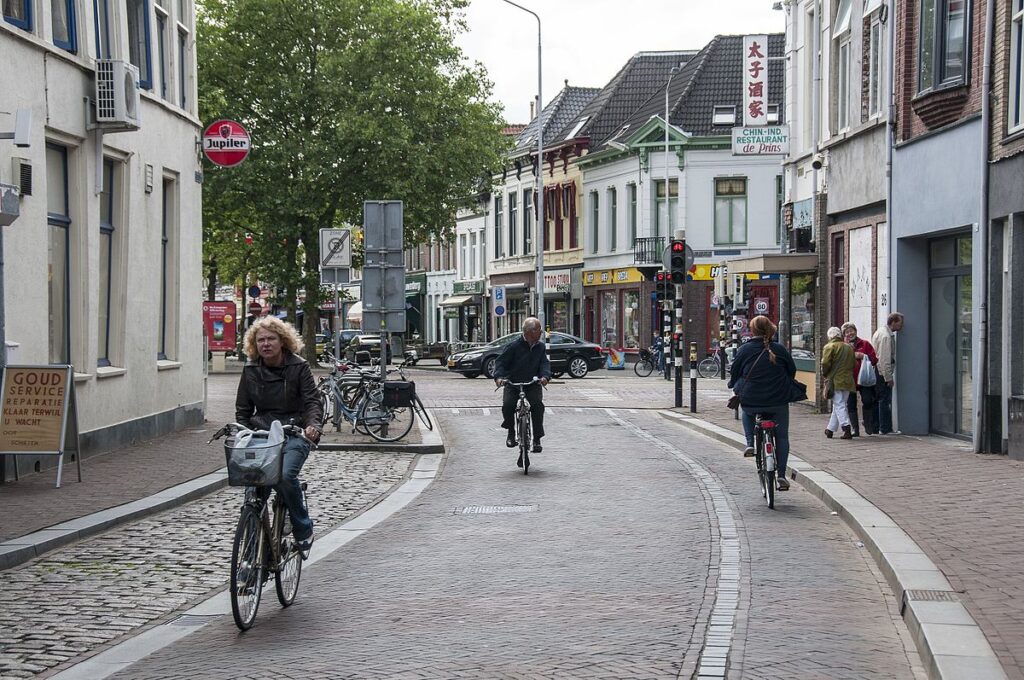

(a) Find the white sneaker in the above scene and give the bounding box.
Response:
[743,446,755,457]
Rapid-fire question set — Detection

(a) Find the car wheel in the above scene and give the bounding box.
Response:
[483,356,498,379]
[464,372,479,379]
[568,356,589,378]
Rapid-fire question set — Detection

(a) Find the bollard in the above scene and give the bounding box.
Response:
[689,342,698,413]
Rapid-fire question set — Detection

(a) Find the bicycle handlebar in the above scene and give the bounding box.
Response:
[493,377,543,391]
[207,421,316,446]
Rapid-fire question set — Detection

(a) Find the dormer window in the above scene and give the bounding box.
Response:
[767,104,780,124]
[712,106,736,126]
[565,117,589,140]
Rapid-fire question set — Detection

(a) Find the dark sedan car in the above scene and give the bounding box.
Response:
[346,334,384,365]
[446,332,605,379]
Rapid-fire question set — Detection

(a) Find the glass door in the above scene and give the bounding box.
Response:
[928,235,973,437]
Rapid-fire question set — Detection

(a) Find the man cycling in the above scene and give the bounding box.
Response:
[494,317,551,452]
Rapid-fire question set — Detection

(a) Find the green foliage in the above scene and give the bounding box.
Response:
[198,0,508,355]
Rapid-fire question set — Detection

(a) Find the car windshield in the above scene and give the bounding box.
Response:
[487,333,519,348]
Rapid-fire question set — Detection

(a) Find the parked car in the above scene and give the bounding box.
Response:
[405,339,449,365]
[346,334,384,365]
[446,332,604,379]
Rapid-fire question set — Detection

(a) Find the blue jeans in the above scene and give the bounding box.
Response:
[741,405,790,476]
[875,381,893,433]
[258,436,313,541]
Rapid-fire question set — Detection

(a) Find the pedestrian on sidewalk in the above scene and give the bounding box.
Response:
[841,322,878,436]
[728,315,796,491]
[821,326,855,439]
[236,317,323,552]
[871,312,903,434]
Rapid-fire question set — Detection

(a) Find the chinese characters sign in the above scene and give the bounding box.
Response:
[743,35,769,127]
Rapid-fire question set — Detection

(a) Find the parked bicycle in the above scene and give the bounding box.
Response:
[633,346,661,377]
[497,377,542,474]
[752,413,779,509]
[697,349,734,379]
[208,421,314,631]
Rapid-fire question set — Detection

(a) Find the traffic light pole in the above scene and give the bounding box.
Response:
[674,286,683,407]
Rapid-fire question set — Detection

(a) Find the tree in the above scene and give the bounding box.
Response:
[198,0,509,359]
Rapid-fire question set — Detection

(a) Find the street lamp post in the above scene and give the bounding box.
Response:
[498,0,544,331]
[663,65,679,383]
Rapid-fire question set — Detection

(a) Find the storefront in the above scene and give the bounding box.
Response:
[405,273,426,338]
[582,267,647,351]
[489,271,532,338]
[542,267,581,335]
[443,279,485,343]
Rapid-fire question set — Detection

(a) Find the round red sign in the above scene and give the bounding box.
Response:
[248,301,262,315]
[202,119,251,168]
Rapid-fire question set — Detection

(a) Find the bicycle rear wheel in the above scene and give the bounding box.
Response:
[273,501,302,607]
[634,359,654,377]
[697,357,720,379]
[519,410,531,474]
[359,391,415,442]
[410,393,433,431]
[763,430,777,509]
[230,505,264,631]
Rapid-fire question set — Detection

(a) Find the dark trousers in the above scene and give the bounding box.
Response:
[501,384,545,441]
[875,381,893,433]
[847,385,879,435]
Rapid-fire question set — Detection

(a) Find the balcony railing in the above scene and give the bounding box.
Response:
[633,236,665,266]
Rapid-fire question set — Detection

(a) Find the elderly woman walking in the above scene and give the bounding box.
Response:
[821,326,856,439]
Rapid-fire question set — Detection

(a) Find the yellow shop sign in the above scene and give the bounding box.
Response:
[583,268,644,286]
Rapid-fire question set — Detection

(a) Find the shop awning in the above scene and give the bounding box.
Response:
[346,301,362,322]
[726,253,818,274]
[439,294,475,307]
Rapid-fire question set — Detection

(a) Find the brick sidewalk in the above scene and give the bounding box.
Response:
[682,400,1024,680]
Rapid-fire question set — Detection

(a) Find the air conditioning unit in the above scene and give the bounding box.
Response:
[94,60,141,130]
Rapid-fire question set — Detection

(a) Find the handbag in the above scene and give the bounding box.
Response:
[788,378,808,403]
[728,349,766,410]
[857,354,877,387]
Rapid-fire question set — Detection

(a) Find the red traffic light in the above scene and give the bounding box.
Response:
[655,271,666,282]
[671,240,685,253]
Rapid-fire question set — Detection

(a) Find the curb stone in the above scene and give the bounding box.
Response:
[0,408,444,573]
[657,409,1008,680]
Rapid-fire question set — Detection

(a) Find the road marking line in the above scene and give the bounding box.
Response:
[482,408,490,416]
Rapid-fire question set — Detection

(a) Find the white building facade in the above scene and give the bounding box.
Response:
[1,0,204,474]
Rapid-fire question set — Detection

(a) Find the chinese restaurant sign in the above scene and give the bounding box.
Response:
[732,126,790,155]
[743,35,769,127]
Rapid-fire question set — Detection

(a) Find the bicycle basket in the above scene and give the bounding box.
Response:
[382,380,415,407]
[224,432,285,487]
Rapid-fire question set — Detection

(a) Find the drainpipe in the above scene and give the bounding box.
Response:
[974,0,994,452]
[812,0,822,405]
[885,0,896,428]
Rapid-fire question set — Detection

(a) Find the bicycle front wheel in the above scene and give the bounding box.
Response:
[411,393,433,431]
[634,359,654,377]
[359,391,415,442]
[697,357,720,379]
[230,505,264,631]
[273,503,302,607]
[519,410,531,474]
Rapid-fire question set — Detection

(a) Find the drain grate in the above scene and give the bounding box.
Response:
[455,504,538,515]
[905,589,959,602]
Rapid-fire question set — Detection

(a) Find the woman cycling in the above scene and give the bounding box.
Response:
[235,317,323,552]
[727,315,797,491]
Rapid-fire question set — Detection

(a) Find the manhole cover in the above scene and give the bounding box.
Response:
[455,504,538,515]
[905,589,959,602]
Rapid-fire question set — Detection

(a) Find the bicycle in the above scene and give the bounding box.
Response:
[208,422,315,631]
[316,358,415,442]
[497,378,542,475]
[752,413,778,509]
[697,350,733,379]
[633,346,659,377]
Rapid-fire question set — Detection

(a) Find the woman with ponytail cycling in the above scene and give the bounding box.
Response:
[727,315,797,491]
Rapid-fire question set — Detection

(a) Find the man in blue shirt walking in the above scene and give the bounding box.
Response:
[494,317,551,451]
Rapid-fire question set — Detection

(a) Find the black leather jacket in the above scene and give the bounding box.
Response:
[235,352,323,431]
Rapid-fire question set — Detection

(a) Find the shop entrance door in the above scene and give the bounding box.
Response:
[928,234,973,437]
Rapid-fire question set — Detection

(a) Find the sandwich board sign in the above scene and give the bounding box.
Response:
[0,365,81,487]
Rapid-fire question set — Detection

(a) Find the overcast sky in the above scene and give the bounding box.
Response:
[454,0,787,124]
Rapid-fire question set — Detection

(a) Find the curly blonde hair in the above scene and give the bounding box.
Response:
[243,317,305,361]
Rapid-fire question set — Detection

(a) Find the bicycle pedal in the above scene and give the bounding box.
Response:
[300,482,308,491]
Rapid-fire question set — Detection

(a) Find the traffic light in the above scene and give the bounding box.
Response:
[669,239,688,284]
[655,271,668,302]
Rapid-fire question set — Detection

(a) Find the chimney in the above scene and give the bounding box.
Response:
[530,100,535,120]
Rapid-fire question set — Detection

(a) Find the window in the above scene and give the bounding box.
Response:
[868,16,884,117]
[459,234,467,276]
[493,195,503,258]
[94,0,112,58]
[3,0,31,30]
[47,144,71,365]
[52,0,77,52]
[590,191,599,254]
[712,106,736,126]
[564,116,588,140]
[155,2,170,99]
[522,189,532,254]
[766,104,781,124]
[608,187,617,252]
[837,38,851,130]
[158,177,178,360]
[919,0,968,93]
[713,178,747,245]
[1010,0,1024,132]
[627,183,637,243]
[128,0,153,89]
[98,160,118,367]
[508,191,518,256]
[469,232,478,278]
[776,175,784,244]
[178,28,188,107]
[654,178,678,238]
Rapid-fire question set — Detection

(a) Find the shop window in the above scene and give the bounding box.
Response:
[623,290,640,349]
[600,290,618,348]
[790,273,817,359]
[919,0,968,93]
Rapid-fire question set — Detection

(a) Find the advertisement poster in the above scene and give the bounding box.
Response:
[203,301,237,352]
[0,366,70,453]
